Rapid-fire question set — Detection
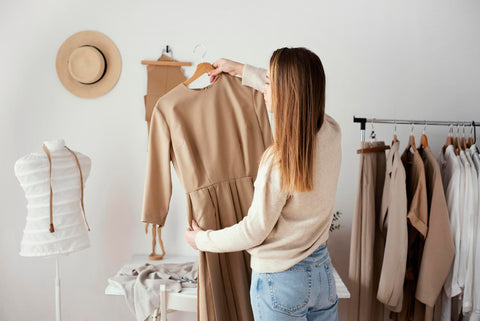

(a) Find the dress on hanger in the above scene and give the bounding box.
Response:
[142,72,272,321]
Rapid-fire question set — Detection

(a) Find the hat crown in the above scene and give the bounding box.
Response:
[67,46,106,84]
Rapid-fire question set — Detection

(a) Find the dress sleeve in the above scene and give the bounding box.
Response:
[242,64,267,92]
[141,105,172,227]
[195,150,289,253]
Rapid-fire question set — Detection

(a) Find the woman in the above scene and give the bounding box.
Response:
[185,47,342,321]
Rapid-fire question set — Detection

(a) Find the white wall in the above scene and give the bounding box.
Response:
[1,0,480,320]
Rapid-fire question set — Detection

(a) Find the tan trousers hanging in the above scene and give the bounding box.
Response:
[349,141,387,321]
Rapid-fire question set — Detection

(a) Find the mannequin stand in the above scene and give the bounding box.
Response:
[55,255,61,321]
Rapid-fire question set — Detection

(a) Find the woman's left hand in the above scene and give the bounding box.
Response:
[185,220,204,250]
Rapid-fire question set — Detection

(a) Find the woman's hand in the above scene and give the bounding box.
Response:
[185,220,204,250]
[208,59,244,83]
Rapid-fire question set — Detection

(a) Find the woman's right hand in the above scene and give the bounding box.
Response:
[208,59,244,83]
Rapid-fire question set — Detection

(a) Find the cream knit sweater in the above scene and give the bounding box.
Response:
[195,64,342,273]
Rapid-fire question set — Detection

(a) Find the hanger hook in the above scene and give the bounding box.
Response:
[161,45,173,59]
[462,123,466,137]
[410,123,414,135]
[394,120,397,136]
[369,119,376,140]
[423,121,427,134]
[193,44,207,59]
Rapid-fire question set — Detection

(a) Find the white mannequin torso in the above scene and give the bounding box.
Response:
[14,139,92,257]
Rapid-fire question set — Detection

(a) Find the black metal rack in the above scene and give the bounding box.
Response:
[353,116,479,142]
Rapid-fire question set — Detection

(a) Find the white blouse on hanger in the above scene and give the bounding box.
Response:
[469,146,480,320]
[439,146,463,321]
[463,150,478,314]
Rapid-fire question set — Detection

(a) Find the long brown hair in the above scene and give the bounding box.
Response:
[261,47,326,194]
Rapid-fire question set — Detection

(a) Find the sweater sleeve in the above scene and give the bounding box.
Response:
[242,64,267,92]
[195,150,289,253]
[141,105,172,227]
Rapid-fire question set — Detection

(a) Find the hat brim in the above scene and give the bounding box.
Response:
[56,31,122,98]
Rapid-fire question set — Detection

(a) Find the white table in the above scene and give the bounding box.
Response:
[106,254,350,320]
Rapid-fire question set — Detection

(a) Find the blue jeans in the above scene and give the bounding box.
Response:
[250,245,338,321]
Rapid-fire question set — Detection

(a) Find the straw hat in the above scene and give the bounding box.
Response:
[56,31,122,98]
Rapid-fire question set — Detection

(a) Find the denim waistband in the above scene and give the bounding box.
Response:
[292,244,330,267]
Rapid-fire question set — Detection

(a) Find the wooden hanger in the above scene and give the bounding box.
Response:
[142,45,192,67]
[183,62,215,86]
[467,124,474,147]
[454,124,463,153]
[142,60,192,67]
[356,122,390,154]
[442,124,455,155]
[460,124,468,150]
[420,134,428,148]
[464,124,474,148]
[468,122,476,148]
[405,124,418,153]
[419,122,429,149]
[357,145,390,154]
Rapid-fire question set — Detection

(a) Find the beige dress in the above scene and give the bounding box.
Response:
[142,73,272,321]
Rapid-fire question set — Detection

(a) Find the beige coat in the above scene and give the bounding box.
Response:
[377,141,408,312]
[416,146,455,320]
[391,147,429,321]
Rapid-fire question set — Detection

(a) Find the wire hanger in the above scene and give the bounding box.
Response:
[141,45,192,67]
[392,120,398,144]
[369,121,376,142]
[183,44,215,86]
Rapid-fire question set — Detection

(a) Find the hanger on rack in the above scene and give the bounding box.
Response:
[405,123,418,153]
[455,124,463,153]
[419,121,429,149]
[458,124,464,152]
[392,121,398,144]
[461,124,467,150]
[356,121,390,154]
[467,123,474,148]
[442,124,455,155]
[183,44,215,86]
[141,45,192,67]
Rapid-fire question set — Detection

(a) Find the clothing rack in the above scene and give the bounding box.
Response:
[353,116,480,142]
